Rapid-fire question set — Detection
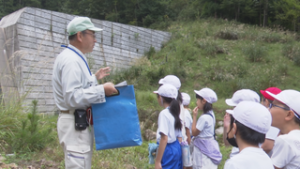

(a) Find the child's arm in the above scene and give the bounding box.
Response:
[155,133,168,169]
[185,127,191,144]
[177,137,182,143]
[192,107,201,136]
[223,113,231,146]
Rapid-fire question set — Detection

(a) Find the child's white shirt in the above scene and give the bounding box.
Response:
[266,126,280,140]
[195,110,215,138]
[184,109,193,134]
[225,147,274,169]
[179,104,187,141]
[230,126,280,158]
[271,130,300,169]
[156,108,182,143]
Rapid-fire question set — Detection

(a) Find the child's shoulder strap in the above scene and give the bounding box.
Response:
[204,112,216,140]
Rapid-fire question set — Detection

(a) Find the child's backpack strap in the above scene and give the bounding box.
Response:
[204,113,216,140]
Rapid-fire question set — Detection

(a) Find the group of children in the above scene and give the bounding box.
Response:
[152,75,300,169]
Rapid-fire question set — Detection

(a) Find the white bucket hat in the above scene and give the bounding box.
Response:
[229,101,272,134]
[158,75,181,90]
[194,88,218,104]
[266,89,300,119]
[153,84,178,99]
[181,93,191,106]
[226,89,260,106]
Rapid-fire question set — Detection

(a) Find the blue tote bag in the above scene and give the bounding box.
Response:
[91,85,143,150]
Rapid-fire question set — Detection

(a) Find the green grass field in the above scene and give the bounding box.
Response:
[1,18,300,168]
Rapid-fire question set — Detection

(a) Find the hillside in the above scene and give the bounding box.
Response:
[111,19,300,98]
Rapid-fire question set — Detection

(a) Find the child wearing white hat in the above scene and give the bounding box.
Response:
[181,92,193,169]
[182,92,193,144]
[267,90,300,169]
[158,75,191,168]
[192,88,222,169]
[224,101,273,169]
[154,84,183,169]
[223,89,260,157]
[223,89,280,158]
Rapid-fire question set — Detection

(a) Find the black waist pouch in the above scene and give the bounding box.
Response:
[74,109,88,131]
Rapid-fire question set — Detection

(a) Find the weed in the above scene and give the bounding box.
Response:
[278,64,289,76]
[293,52,300,66]
[134,33,139,40]
[243,43,268,62]
[145,46,156,59]
[261,33,282,43]
[282,43,296,60]
[197,41,226,56]
[216,30,238,40]
[282,43,300,66]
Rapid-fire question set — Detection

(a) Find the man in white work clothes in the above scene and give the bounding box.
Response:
[52,17,117,169]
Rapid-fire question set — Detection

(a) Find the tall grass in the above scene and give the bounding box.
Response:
[0,99,54,155]
[243,43,268,62]
[282,43,300,66]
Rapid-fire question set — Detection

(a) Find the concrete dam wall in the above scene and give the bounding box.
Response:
[0,7,171,113]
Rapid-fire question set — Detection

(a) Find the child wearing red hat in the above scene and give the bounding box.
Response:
[260,87,282,108]
[260,87,281,157]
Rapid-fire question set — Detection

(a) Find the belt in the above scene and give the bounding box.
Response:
[60,110,69,113]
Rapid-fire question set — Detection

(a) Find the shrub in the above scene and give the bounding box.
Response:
[10,100,53,153]
[243,43,267,62]
[261,33,282,43]
[196,41,226,56]
[293,52,300,66]
[277,64,289,76]
[282,43,296,60]
[227,63,248,78]
[145,46,156,59]
[216,30,238,40]
[282,43,300,66]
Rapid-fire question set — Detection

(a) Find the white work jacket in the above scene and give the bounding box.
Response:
[52,44,106,111]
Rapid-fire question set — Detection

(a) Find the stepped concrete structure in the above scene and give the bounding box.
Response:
[0,7,171,113]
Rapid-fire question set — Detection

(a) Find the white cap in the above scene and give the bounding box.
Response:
[289,97,300,119]
[194,88,218,104]
[182,93,191,106]
[153,84,178,99]
[158,75,181,90]
[67,17,103,36]
[266,89,300,117]
[158,79,164,84]
[231,101,272,134]
[226,89,260,106]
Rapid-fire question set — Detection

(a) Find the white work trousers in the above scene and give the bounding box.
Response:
[57,113,94,169]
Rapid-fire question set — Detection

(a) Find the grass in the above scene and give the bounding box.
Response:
[2,18,300,168]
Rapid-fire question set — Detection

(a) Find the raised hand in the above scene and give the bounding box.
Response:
[224,113,231,128]
[95,67,111,80]
[193,106,199,117]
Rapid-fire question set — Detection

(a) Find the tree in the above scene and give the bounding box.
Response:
[273,0,300,31]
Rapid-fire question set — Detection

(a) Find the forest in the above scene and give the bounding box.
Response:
[1,0,300,32]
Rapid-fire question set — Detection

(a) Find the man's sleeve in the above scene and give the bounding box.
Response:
[272,136,295,168]
[62,61,106,109]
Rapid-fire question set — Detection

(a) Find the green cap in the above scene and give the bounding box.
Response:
[67,17,103,36]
